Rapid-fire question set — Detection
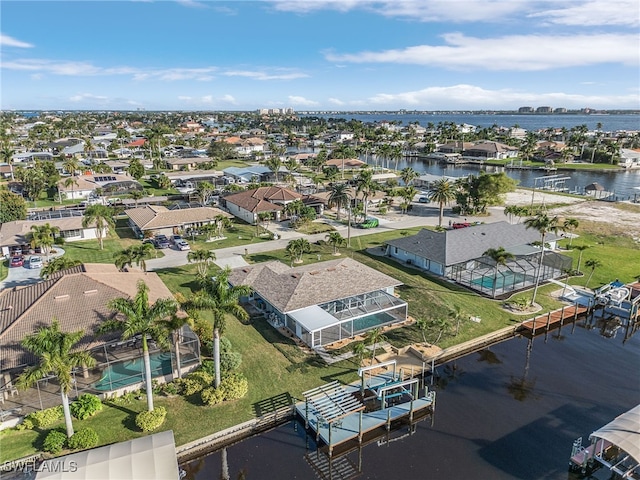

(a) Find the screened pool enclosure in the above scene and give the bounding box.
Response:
[450,250,572,298]
[286,290,408,348]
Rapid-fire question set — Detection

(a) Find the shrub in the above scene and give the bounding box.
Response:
[43,430,67,454]
[67,427,99,450]
[135,407,167,432]
[221,373,249,401]
[179,371,213,395]
[16,418,35,431]
[200,386,225,406]
[157,381,180,396]
[26,406,63,429]
[70,394,103,420]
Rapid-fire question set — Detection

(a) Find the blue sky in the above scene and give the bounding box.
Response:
[1,0,639,111]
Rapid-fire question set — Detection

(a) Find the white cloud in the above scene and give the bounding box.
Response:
[223,70,309,81]
[133,67,217,81]
[175,0,209,9]
[2,59,137,76]
[530,0,640,27]
[328,97,345,106]
[69,93,108,103]
[325,33,638,70]
[288,95,320,106]
[0,34,34,48]
[220,94,237,104]
[269,0,527,23]
[177,94,238,106]
[363,84,639,109]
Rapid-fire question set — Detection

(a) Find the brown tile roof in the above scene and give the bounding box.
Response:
[325,158,366,168]
[125,205,231,231]
[228,257,402,313]
[223,187,302,213]
[56,173,136,192]
[0,264,175,371]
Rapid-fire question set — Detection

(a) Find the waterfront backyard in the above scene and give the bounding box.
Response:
[1,213,639,464]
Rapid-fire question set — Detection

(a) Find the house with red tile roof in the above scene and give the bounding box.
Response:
[221,186,302,224]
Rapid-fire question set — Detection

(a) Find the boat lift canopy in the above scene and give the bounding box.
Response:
[589,404,640,476]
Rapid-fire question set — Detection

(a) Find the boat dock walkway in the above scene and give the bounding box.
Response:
[518,304,589,337]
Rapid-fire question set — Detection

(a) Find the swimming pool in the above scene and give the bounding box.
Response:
[471,271,528,290]
[352,311,396,333]
[92,352,173,391]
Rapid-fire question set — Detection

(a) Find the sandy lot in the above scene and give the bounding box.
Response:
[505,189,640,241]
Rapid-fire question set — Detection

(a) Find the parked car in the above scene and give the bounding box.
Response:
[452,222,472,229]
[418,196,429,203]
[10,256,24,268]
[357,218,379,229]
[175,240,190,251]
[29,256,43,269]
[170,235,183,245]
[154,235,170,249]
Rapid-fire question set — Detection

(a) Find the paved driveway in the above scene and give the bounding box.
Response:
[0,256,43,290]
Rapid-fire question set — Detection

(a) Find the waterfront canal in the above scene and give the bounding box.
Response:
[181,323,640,480]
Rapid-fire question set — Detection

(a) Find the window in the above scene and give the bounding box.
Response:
[62,229,82,238]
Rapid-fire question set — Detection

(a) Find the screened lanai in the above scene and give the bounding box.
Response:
[289,291,407,348]
[450,249,572,298]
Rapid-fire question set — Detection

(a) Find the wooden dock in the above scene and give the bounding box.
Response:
[518,304,589,337]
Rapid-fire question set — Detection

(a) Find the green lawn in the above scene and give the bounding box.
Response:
[185,222,275,251]
[2,221,637,463]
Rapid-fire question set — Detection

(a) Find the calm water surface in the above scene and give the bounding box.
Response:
[182,325,640,480]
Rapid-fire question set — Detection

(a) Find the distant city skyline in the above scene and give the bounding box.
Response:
[2,0,639,111]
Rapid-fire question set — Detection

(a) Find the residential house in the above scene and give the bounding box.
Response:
[164,156,214,171]
[221,186,303,224]
[224,136,266,157]
[385,222,571,298]
[222,165,273,184]
[0,210,107,257]
[619,149,640,169]
[0,264,200,412]
[462,141,519,160]
[125,205,231,237]
[56,174,142,200]
[228,257,408,348]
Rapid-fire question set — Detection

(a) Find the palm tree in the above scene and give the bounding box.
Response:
[325,231,346,256]
[62,176,79,201]
[482,247,515,297]
[115,243,155,272]
[16,320,96,438]
[99,280,178,411]
[355,169,377,219]
[450,305,465,336]
[524,213,559,306]
[187,248,216,281]
[40,257,82,279]
[82,204,115,250]
[428,178,457,227]
[584,258,603,289]
[30,223,60,258]
[573,244,591,274]
[266,156,282,182]
[364,327,386,365]
[562,218,579,247]
[1,142,16,181]
[63,158,79,177]
[351,342,366,366]
[430,317,451,344]
[327,182,350,221]
[400,167,418,187]
[416,318,430,344]
[214,215,232,238]
[286,238,311,264]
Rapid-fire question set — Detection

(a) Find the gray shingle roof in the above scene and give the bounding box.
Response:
[385,222,560,266]
[228,257,402,313]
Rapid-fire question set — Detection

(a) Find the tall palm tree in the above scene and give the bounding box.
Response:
[562,218,579,247]
[327,182,350,221]
[351,342,366,366]
[364,327,386,365]
[82,204,115,250]
[355,169,377,219]
[483,247,515,297]
[1,142,16,181]
[63,158,79,177]
[187,248,217,281]
[400,167,418,187]
[524,213,559,306]
[62,176,79,201]
[428,178,457,227]
[99,280,178,411]
[114,243,155,272]
[16,320,96,438]
[584,258,603,289]
[325,231,346,255]
[573,244,591,274]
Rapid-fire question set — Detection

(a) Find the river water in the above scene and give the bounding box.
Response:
[181,325,640,480]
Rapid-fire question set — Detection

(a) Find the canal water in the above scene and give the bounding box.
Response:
[181,325,640,480]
